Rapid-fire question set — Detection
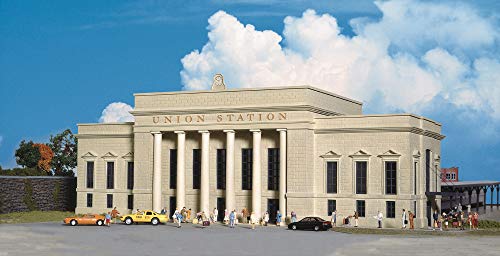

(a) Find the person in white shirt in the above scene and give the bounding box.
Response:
[213,208,219,223]
[377,211,383,228]
[402,209,407,229]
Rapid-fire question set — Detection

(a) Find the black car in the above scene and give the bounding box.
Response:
[288,217,332,231]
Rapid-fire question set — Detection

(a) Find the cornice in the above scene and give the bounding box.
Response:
[315,127,445,140]
[76,134,133,139]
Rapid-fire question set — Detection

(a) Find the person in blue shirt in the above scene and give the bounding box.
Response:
[276,210,282,226]
[105,212,112,227]
[229,210,236,228]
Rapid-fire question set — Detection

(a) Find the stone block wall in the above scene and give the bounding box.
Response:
[0,176,76,214]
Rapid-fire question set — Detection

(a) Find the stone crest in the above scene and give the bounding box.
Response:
[211,73,226,91]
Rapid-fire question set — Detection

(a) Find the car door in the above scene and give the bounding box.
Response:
[299,217,311,229]
[144,211,153,222]
[136,212,144,222]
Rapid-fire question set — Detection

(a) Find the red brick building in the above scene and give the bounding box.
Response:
[441,167,459,182]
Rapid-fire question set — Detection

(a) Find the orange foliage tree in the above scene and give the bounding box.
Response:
[33,143,54,172]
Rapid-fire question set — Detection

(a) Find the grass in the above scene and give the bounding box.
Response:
[332,226,500,236]
[0,211,75,224]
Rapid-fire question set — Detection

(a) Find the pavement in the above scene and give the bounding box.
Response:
[0,222,499,256]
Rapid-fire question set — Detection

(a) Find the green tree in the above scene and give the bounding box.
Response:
[49,129,77,176]
[15,140,41,168]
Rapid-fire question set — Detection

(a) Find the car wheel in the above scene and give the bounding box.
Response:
[314,225,320,231]
[96,220,104,226]
[151,218,159,225]
[125,218,133,225]
[70,219,78,226]
[291,225,297,230]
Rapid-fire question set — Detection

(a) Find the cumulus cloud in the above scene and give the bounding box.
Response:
[180,0,500,124]
[99,102,134,123]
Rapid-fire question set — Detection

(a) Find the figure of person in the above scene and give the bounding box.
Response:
[229,210,236,228]
[354,211,359,227]
[224,209,229,224]
[442,212,448,230]
[105,212,112,227]
[276,210,282,226]
[181,207,187,223]
[111,207,120,223]
[331,210,337,227]
[473,212,479,230]
[263,211,270,226]
[160,207,166,215]
[408,211,415,230]
[250,211,257,230]
[213,208,218,223]
[176,210,183,228]
[187,208,192,222]
[172,209,180,225]
[376,210,383,228]
[291,211,297,223]
[401,209,407,229]
[433,210,439,230]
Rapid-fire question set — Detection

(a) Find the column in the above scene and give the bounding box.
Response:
[475,188,480,212]
[224,130,236,212]
[497,185,499,209]
[199,130,210,214]
[277,129,287,223]
[483,187,487,211]
[175,131,186,209]
[490,186,494,210]
[250,129,262,217]
[152,132,162,213]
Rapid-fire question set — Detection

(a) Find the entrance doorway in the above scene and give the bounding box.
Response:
[217,197,225,222]
[267,199,279,224]
[426,200,431,227]
[169,196,176,216]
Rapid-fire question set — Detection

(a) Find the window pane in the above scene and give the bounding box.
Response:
[107,194,113,208]
[128,195,133,210]
[267,148,279,191]
[87,193,93,207]
[86,162,94,188]
[193,149,201,189]
[328,200,336,216]
[356,200,366,217]
[107,162,114,189]
[242,149,253,190]
[217,149,226,190]
[127,162,134,190]
[386,201,396,218]
[385,161,397,195]
[356,162,367,194]
[326,162,337,193]
[170,149,177,189]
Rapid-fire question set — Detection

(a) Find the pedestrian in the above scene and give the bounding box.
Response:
[467,212,473,230]
[291,211,297,223]
[331,210,337,227]
[354,211,359,227]
[105,212,112,227]
[263,211,269,226]
[433,210,439,230]
[187,208,192,222]
[473,212,479,230]
[229,210,236,228]
[224,209,229,224]
[376,210,383,228]
[250,211,257,230]
[160,207,166,215]
[459,211,465,230]
[402,209,407,229]
[111,207,120,224]
[213,208,218,223]
[408,211,415,230]
[276,210,282,226]
[181,207,187,223]
[442,212,448,230]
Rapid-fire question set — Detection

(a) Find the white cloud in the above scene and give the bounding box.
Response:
[99,102,135,123]
[180,0,500,122]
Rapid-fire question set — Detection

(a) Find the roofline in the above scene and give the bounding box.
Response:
[133,85,363,106]
[77,122,134,126]
[314,113,442,127]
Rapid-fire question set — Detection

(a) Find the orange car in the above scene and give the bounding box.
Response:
[64,214,105,226]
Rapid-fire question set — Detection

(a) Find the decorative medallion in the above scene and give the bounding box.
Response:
[211,73,226,91]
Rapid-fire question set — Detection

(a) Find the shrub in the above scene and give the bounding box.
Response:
[478,220,500,229]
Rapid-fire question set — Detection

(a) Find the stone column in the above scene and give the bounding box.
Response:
[175,131,186,209]
[224,130,236,212]
[277,129,287,223]
[199,130,210,214]
[250,129,262,217]
[152,132,162,213]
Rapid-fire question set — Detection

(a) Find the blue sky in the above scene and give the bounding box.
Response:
[0,0,499,182]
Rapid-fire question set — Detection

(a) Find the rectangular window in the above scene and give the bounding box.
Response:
[327,200,336,216]
[106,194,113,208]
[414,162,417,195]
[242,148,253,190]
[86,193,93,207]
[170,149,177,189]
[451,173,456,180]
[446,173,451,179]
[326,162,338,193]
[127,162,134,190]
[193,149,201,189]
[385,161,397,195]
[386,201,396,218]
[217,149,226,190]
[355,161,367,194]
[106,162,114,189]
[127,195,133,210]
[86,161,94,188]
[267,148,280,191]
[356,200,366,217]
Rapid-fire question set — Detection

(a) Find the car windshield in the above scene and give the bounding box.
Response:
[146,212,152,215]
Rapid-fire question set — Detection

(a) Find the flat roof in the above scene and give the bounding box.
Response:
[442,180,500,187]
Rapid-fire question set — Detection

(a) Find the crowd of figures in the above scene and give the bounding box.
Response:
[327,209,415,229]
[432,205,480,231]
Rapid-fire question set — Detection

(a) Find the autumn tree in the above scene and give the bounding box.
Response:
[49,129,77,176]
[15,140,41,168]
[33,143,54,172]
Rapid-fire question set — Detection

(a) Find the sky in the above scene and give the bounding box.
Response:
[0,0,499,182]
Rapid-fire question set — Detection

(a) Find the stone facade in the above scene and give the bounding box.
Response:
[0,176,76,214]
[76,85,444,228]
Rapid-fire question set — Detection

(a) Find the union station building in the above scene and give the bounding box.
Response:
[76,75,445,228]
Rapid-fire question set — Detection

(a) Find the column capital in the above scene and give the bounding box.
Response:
[151,131,162,135]
[174,131,185,134]
[223,129,235,133]
[249,129,261,133]
[276,128,287,132]
[198,130,210,134]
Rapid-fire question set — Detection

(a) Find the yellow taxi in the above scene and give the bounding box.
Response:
[120,210,168,225]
